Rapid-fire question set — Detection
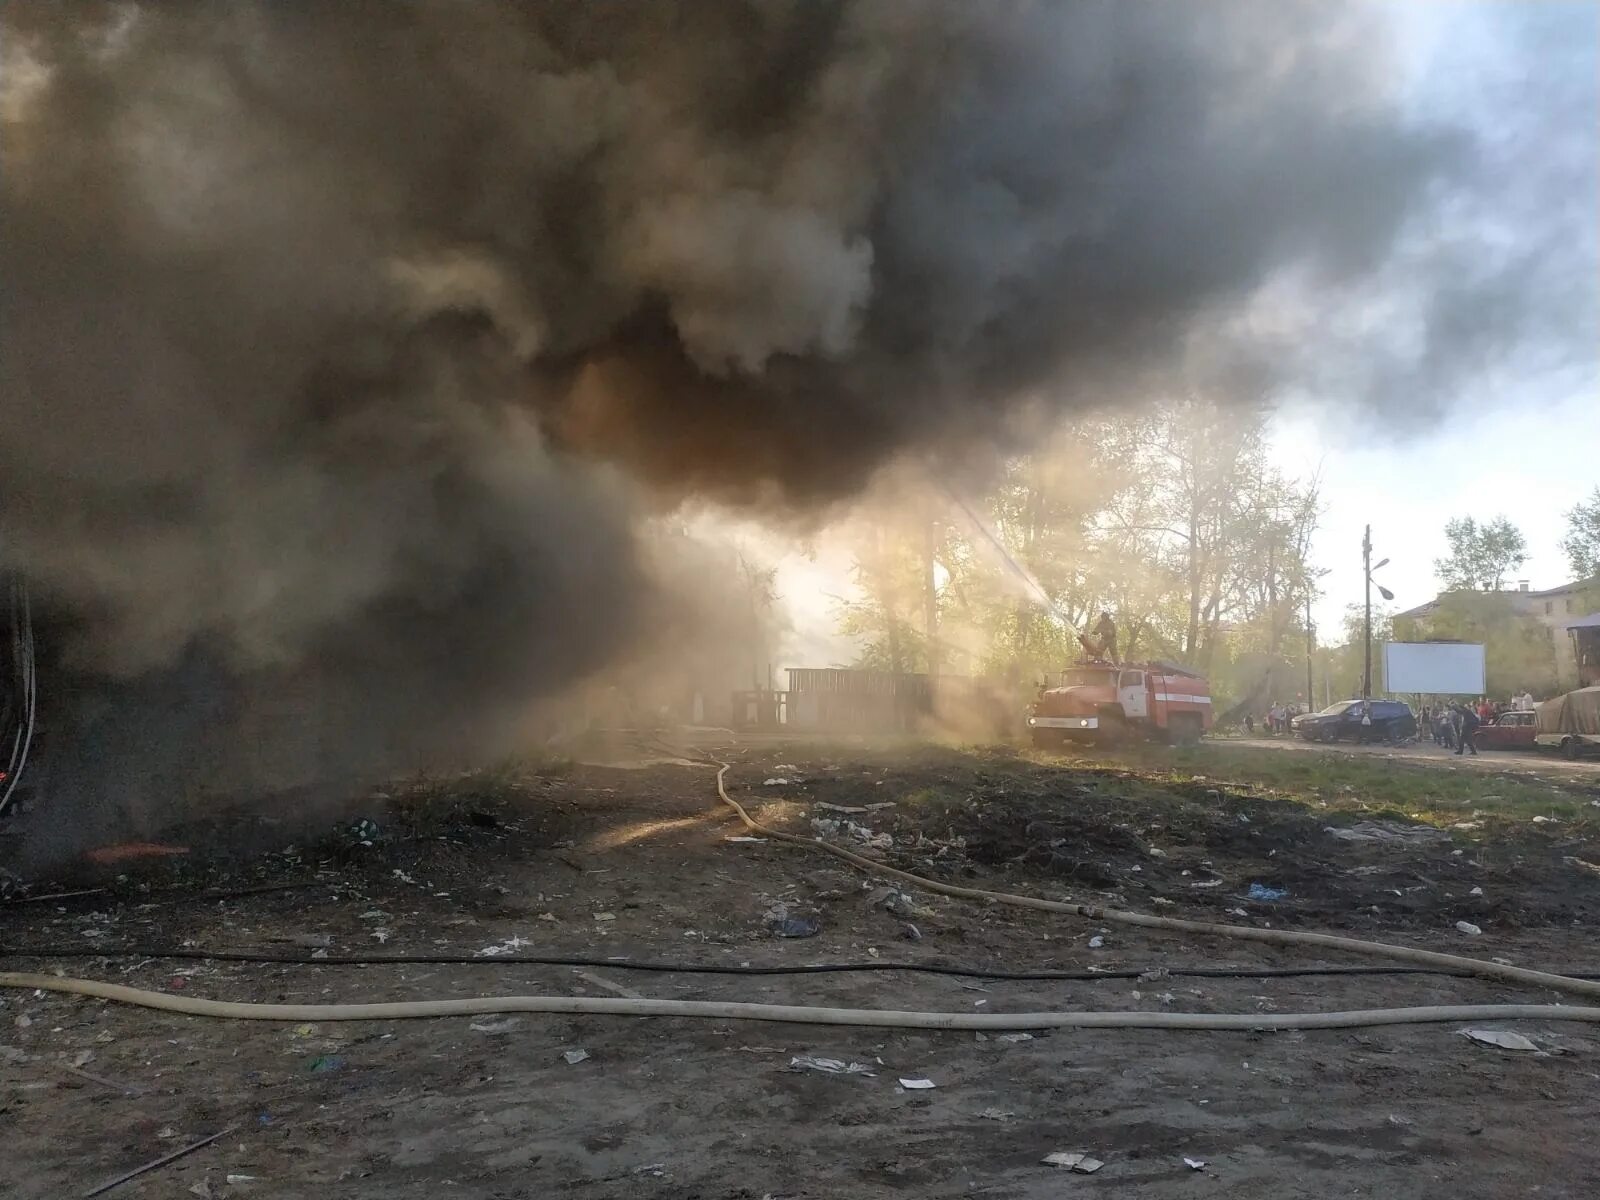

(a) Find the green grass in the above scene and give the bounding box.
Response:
[1029,742,1599,831]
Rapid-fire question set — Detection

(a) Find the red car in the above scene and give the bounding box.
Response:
[1474,710,1537,751]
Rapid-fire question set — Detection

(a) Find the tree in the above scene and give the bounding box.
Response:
[1434,516,1528,592]
[1561,487,1600,581]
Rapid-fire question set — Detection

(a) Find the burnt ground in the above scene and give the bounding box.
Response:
[5,738,1600,1198]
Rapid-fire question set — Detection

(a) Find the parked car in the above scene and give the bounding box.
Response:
[1473,710,1537,752]
[1292,699,1417,743]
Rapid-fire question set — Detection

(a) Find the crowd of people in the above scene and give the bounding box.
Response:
[1419,692,1537,755]
[1245,702,1306,735]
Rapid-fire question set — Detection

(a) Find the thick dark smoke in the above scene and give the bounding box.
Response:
[0,2,1584,858]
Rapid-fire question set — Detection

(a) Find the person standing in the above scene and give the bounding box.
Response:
[1456,703,1480,756]
[1091,611,1119,663]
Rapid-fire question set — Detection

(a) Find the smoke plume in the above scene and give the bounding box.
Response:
[0,2,1587,853]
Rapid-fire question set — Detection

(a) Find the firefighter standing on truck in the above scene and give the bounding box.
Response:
[1091,611,1119,662]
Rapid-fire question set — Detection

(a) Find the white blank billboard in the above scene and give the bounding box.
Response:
[1383,642,1486,695]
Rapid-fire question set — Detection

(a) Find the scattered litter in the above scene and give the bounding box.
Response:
[1461,1029,1539,1052]
[1147,846,1168,858]
[725,836,767,844]
[1189,878,1224,889]
[1041,1151,1104,1173]
[900,923,922,942]
[470,1018,522,1034]
[898,1077,937,1089]
[1225,907,1248,917]
[789,1055,875,1076]
[816,801,896,815]
[562,1048,591,1065]
[1564,857,1600,876]
[1325,821,1449,845]
[157,1127,179,1140]
[995,1033,1034,1043]
[593,912,617,922]
[1454,920,1482,935]
[1246,883,1288,901]
[1387,1113,1414,1127]
[309,1055,344,1073]
[371,928,391,944]
[765,904,822,939]
[476,936,531,957]
[82,1127,236,1199]
[1183,1157,1208,1170]
[772,764,798,772]
[1533,815,1557,824]
[763,778,792,786]
[225,1176,258,1186]
[1469,887,1483,897]
[189,1182,215,1199]
[1088,935,1105,949]
[977,1107,1014,1121]
[811,818,893,850]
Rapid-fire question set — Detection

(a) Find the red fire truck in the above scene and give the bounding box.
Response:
[1026,658,1213,747]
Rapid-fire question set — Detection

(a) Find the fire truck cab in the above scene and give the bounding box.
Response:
[1027,659,1212,747]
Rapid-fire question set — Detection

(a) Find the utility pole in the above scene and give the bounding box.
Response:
[1362,524,1373,704]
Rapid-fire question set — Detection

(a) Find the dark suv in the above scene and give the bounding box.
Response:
[1291,699,1416,743]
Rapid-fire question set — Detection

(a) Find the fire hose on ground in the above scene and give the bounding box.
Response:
[4,762,1599,1031]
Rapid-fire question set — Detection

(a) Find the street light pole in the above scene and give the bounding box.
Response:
[1362,524,1372,704]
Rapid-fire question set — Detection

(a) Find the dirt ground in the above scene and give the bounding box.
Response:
[6,738,1600,1199]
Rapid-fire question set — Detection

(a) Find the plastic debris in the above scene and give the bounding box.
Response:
[1088,935,1105,949]
[1461,1028,1538,1052]
[899,1077,936,1089]
[1454,920,1482,935]
[763,777,792,786]
[593,912,617,922]
[225,1175,258,1185]
[1246,883,1288,901]
[308,1055,344,1073]
[476,936,531,957]
[770,914,822,939]
[816,801,895,815]
[812,818,893,850]
[789,1055,875,1076]
[1469,886,1483,897]
[995,1033,1034,1043]
[725,836,767,844]
[772,764,799,772]
[1183,1157,1208,1170]
[900,923,922,942]
[1042,1151,1104,1173]
[469,1018,522,1034]
[562,1048,591,1065]
[977,1107,1014,1121]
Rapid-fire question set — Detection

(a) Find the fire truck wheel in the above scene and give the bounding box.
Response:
[1169,713,1203,747]
[1096,712,1128,747]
